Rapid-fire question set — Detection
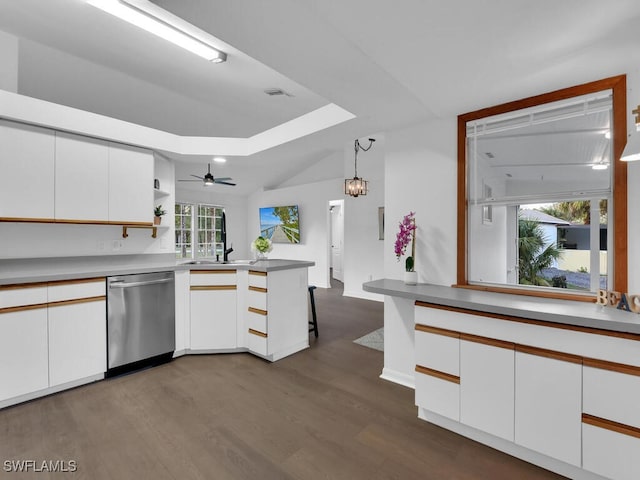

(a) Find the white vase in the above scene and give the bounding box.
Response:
[404,271,418,285]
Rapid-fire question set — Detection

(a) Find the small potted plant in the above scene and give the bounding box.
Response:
[154,205,167,225]
[394,211,417,284]
[251,235,273,260]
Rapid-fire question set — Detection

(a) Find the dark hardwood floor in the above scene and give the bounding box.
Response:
[0,278,565,479]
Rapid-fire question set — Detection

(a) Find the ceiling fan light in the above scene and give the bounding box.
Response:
[592,163,608,170]
[213,157,227,163]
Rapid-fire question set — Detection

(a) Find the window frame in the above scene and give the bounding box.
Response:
[175,202,225,260]
[456,75,627,301]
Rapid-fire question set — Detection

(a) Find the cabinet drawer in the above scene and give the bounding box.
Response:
[0,284,48,309]
[247,288,267,311]
[247,328,268,356]
[247,309,268,334]
[583,421,640,480]
[415,368,460,421]
[190,271,236,286]
[48,278,106,302]
[248,270,267,289]
[415,325,459,376]
[583,363,640,429]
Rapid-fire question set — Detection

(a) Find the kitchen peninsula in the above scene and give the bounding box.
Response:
[364,279,640,480]
[0,255,314,409]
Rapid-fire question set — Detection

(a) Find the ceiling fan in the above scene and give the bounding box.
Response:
[178,164,236,186]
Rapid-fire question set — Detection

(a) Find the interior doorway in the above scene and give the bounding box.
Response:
[328,199,344,287]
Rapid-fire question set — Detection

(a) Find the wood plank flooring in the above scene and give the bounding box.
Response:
[0,280,565,479]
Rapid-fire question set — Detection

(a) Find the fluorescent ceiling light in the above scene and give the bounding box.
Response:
[213,157,227,163]
[592,163,608,170]
[87,0,227,63]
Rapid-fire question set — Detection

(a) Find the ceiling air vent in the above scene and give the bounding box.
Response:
[264,88,294,97]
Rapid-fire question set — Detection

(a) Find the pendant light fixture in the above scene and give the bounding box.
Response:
[345,138,375,197]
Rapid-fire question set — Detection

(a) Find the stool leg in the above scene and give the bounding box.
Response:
[308,287,318,338]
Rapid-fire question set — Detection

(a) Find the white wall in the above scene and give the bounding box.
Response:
[343,137,385,301]
[247,178,343,288]
[0,222,172,259]
[384,120,458,286]
[0,31,18,93]
[175,188,249,259]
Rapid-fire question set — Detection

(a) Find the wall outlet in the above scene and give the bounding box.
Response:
[368,274,373,281]
[97,241,105,251]
[112,240,122,251]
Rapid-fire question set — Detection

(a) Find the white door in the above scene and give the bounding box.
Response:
[330,201,344,282]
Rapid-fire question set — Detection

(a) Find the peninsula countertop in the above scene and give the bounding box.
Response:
[363,278,640,336]
[0,255,315,285]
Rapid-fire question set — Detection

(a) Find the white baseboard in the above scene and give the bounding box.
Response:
[0,373,104,410]
[418,408,608,480]
[380,367,415,389]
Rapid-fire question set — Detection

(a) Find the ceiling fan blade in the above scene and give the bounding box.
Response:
[214,177,232,182]
[178,179,203,182]
[214,180,236,186]
[190,174,204,180]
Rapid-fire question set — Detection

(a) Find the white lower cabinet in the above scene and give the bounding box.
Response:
[190,288,237,350]
[189,272,238,351]
[48,299,106,387]
[514,350,582,466]
[0,279,106,407]
[460,338,514,441]
[0,308,49,402]
[414,327,460,421]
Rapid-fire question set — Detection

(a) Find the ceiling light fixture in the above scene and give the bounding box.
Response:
[87,0,227,63]
[621,105,640,161]
[345,138,375,197]
[213,157,227,163]
[592,162,608,170]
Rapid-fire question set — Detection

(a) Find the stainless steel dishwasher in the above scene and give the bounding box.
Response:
[107,271,175,375]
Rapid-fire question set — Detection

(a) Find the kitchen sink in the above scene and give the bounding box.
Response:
[181,259,257,265]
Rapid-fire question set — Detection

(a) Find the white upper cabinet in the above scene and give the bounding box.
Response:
[54,132,109,222]
[0,120,55,220]
[108,142,153,224]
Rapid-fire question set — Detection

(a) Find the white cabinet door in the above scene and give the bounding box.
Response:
[514,350,582,466]
[460,338,515,441]
[0,120,55,220]
[190,289,237,350]
[108,142,153,224]
[0,308,49,402]
[54,132,109,222]
[48,300,106,387]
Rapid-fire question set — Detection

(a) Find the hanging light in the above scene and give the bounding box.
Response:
[621,105,640,161]
[345,138,375,197]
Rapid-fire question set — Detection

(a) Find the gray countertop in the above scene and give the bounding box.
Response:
[0,255,314,285]
[363,278,640,335]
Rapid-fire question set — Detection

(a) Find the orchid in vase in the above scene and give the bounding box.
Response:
[395,212,417,284]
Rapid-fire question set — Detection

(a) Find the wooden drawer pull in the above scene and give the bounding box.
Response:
[190,285,237,291]
[415,324,460,339]
[249,270,267,277]
[248,328,268,338]
[248,286,267,293]
[248,307,267,316]
[415,365,460,384]
[582,413,640,439]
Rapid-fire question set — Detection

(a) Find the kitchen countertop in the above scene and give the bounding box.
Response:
[0,254,315,285]
[363,278,640,336]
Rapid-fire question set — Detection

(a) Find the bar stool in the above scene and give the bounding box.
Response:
[308,285,319,338]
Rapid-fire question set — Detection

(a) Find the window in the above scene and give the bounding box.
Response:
[457,75,627,299]
[175,203,225,259]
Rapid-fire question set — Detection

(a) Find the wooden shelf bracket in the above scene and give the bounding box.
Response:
[122,225,157,238]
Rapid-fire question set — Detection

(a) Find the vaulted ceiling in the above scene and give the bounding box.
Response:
[1,0,640,195]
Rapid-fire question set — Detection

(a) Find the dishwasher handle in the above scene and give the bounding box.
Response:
[109,278,173,289]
